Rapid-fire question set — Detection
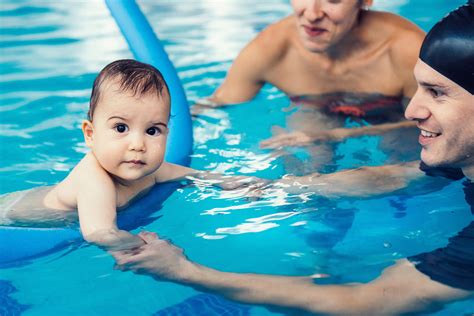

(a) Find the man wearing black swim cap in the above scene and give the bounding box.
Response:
[113,3,474,314]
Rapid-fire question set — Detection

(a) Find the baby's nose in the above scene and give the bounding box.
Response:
[129,133,146,151]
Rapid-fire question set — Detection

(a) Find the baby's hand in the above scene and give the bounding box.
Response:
[87,229,145,252]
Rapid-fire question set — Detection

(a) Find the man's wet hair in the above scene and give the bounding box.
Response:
[420,1,474,94]
[88,59,170,121]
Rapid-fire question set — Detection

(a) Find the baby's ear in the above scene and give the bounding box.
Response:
[363,0,373,8]
[82,120,94,148]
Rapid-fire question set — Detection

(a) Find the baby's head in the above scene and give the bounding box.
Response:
[83,60,171,183]
[88,59,170,121]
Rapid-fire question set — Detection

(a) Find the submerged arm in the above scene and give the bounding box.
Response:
[114,234,471,315]
[181,260,470,315]
[271,161,425,197]
[155,162,269,190]
[260,120,416,149]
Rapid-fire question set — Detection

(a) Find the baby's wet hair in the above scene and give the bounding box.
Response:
[88,59,170,121]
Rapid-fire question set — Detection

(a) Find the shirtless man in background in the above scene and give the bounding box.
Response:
[195,0,424,151]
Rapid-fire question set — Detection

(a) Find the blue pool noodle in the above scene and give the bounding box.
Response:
[0,0,192,268]
[105,0,193,166]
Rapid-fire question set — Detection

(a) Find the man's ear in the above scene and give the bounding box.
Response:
[82,120,94,148]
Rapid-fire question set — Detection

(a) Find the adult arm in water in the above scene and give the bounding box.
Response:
[260,120,416,149]
[114,232,472,315]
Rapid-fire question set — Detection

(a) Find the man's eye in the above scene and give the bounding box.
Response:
[146,127,161,136]
[114,124,128,133]
[428,88,444,98]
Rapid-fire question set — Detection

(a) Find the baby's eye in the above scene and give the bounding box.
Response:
[114,124,128,133]
[146,127,161,136]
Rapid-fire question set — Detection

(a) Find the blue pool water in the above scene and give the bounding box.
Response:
[1,1,473,315]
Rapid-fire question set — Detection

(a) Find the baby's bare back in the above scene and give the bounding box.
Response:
[0,186,78,227]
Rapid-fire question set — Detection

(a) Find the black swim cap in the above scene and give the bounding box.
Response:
[420,2,474,94]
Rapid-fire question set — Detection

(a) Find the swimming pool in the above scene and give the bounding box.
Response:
[1,1,472,315]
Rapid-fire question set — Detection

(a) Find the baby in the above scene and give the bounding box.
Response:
[0,59,260,250]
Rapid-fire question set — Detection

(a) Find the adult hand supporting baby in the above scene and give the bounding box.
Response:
[113,232,195,282]
[189,172,270,191]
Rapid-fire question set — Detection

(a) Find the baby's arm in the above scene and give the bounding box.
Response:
[155,162,269,190]
[75,163,144,251]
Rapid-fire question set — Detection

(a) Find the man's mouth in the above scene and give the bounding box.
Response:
[419,128,442,146]
[420,129,440,138]
[303,25,327,37]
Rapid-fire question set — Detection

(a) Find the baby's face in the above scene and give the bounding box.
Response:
[85,81,170,183]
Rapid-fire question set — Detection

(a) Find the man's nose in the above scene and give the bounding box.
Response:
[405,89,431,121]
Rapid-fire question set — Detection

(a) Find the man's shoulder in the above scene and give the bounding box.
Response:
[364,11,424,46]
[367,11,423,34]
[251,15,294,62]
[364,11,424,78]
[259,15,294,41]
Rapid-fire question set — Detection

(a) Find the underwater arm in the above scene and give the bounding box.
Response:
[323,120,417,139]
[155,162,269,190]
[260,120,416,149]
[271,161,424,197]
[115,234,471,315]
[180,260,471,315]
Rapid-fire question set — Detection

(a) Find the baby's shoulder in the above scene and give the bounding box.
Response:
[52,153,115,207]
[76,153,110,177]
[61,153,114,191]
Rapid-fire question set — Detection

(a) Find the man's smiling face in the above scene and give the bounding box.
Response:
[405,59,474,170]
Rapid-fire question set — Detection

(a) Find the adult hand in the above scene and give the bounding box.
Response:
[191,98,223,117]
[260,128,352,149]
[190,103,211,117]
[113,232,193,282]
[215,175,271,191]
[260,131,314,149]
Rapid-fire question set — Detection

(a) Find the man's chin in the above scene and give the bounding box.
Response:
[301,39,330,53]
[421,151,460,169]
[420,150,445,168]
